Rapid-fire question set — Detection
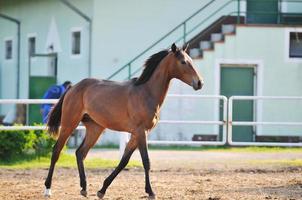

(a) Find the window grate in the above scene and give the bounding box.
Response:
[5,40,12,60]
[72,31,81,55]
[289,32,302,58]
[28,37,36,56]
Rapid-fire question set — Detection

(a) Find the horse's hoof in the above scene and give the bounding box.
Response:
[44,188,52,197]
[80,189,87,197]
[148,194,156,199]
[97,191,105,199]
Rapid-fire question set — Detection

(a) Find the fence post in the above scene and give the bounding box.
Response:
[119,132,129,158]
[227,97,233,145]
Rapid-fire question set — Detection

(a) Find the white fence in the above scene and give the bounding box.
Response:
[228,96,302,147]
[1,96,302,148]
[148,94,228,146]
[0,99,85,130]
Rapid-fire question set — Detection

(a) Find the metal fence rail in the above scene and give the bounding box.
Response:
[148,94,228,146]
[0,99,85,131]
[119,94,228,156]
[1,96,302,148]
[228,96,302,147]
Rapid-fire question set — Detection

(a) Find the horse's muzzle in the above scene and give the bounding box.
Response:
[192,79,204,90]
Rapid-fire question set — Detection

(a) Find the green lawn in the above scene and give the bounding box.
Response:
[1,146,302,169]
[0,154,142,169]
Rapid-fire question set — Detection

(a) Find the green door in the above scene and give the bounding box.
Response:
[247,0,279,24]
[29,76,56,124]
[220,67,254,142]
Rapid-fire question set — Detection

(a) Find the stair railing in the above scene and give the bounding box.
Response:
[107,0,300,80]
[107,0,217,80]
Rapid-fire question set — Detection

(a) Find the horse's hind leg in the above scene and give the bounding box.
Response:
[97,134,138,199]
[44,104,83,196]
[44,126,76,196]
[76,120,105,197]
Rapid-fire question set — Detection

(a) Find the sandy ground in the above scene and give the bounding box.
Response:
[1,149,302,200]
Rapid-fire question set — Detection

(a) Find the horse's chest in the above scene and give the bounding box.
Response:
[144,110,160,130]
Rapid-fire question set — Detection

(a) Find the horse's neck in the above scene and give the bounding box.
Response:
[144,59,172,108]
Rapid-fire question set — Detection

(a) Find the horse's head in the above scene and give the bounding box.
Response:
[169,43,204,90]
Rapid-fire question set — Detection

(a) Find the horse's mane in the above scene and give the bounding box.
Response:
[134,50,169,86]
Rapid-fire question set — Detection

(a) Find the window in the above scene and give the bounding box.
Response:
[71,31,81,55]
[5,40,12,60]
[28,36,36,56]
[289,32,302,58]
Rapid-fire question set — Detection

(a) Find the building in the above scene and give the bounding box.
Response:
[0,0,302,144]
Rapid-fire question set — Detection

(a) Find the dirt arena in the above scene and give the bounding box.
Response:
[1,149,302,200]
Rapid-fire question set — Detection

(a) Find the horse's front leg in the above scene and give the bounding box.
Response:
[97,134,138,199]
[138,132,155,198]
[76,122,104,197]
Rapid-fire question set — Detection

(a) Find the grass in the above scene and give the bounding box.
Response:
[0,153,142,169]
[75,144,302,153]
[1,146,302,169]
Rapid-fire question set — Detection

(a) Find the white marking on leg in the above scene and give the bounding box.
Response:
[44,188,52,197]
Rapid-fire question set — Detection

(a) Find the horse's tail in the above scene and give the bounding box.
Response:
[47,87,71,137]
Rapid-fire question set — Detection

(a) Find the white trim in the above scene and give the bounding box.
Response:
[3,37,14,62]
[27,33,37,61]
[281,1,288,13]
[45,17,62,53]
[27,33,37,38]
[214,58,264,136]
[284,28,302,63]
[70,27,83,59]
[240,1,246,13]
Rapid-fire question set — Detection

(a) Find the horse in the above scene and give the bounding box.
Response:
[44,43,204,199]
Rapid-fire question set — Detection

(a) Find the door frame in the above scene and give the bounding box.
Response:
[214,59,264,136]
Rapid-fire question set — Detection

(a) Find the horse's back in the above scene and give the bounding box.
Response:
[68,78,134,130]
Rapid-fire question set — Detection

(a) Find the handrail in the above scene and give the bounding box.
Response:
[107,0,302,80]
[127,10,302,79]
[107,0,216,80]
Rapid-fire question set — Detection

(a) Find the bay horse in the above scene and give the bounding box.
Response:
[44,43,204,199]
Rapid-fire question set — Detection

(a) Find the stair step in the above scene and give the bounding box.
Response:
[189,48,203,59]
[222,24,235,34]
[199,41,213,50]
[211,33,224,42]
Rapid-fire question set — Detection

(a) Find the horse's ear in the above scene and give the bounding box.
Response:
[182,43,189,52]
[171,43,177,53]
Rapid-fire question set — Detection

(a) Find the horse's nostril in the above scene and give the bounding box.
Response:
[197,80,202,88]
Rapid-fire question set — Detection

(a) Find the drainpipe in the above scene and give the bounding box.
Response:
[0,13,21,99]
[60,0,92,77]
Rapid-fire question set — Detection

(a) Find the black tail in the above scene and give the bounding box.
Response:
[47,87,70,137]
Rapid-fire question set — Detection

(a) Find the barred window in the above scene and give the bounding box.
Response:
[5,40,12,60]
[289,32,302,58]
[71,31,81,55]
[28,37,36,56]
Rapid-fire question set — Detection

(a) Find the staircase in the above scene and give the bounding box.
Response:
[187,16,244,59]
[107,0,242,80]
[106,0,302,81]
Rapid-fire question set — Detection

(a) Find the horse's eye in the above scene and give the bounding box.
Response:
[181,60,186,65]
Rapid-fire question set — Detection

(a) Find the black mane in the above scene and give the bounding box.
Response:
[134,50,169,86]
